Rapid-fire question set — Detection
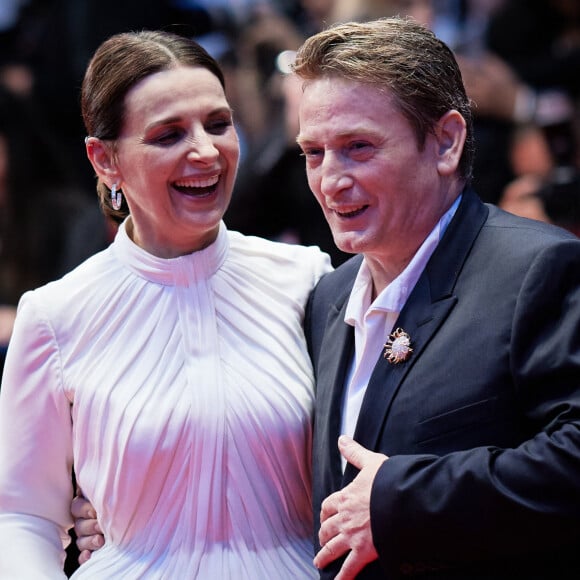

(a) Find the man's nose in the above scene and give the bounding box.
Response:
[320,159,353,197]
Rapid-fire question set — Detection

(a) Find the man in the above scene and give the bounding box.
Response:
[295,17,580,579]
[73,16,580,580]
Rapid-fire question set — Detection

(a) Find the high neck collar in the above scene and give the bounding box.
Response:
[113,220,229,286]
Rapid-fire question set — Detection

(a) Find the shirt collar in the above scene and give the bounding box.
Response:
[345,194,461,326]
[113,219,229,286]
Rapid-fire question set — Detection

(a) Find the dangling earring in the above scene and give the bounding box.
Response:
[111,183,122,211]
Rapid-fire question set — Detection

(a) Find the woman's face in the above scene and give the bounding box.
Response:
[111,66,239,258]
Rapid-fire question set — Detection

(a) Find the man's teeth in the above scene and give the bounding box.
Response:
[336,206,366,217]
[174,176,219,188]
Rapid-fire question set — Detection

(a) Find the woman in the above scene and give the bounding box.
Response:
[0,30,331,578]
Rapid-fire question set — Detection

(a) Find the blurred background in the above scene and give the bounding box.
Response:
[1,0,579,373]
[0,1,579,574]
[1,0,579,371]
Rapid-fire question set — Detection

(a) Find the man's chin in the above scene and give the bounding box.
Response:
[333,233,366,256]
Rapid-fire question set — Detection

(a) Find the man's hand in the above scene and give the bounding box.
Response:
[71,493,104,565]
[313,436,388,579]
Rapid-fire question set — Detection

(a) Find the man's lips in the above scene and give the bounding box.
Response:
[332,205,369,218]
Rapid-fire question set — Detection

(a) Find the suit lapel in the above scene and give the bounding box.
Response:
[316,297,354,489]
[344,189,488,483]
[347,278,456,466]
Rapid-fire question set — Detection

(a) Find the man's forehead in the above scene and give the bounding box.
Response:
[297,92,400,145]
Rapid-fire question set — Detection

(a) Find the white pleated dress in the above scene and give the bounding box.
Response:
[0,221,332,579]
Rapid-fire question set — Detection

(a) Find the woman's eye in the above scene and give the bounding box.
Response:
[154,130,182,145]
[207,118,233,134]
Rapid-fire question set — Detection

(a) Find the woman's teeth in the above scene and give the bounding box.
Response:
[174,175,219,189]
[173,175,219,195]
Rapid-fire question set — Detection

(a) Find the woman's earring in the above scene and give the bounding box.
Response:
[111,183,123,211]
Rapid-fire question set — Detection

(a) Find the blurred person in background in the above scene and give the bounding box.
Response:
[477,0,580,234]
[450,0,580,203]
[226,9,351,265]
[0,85,101,374]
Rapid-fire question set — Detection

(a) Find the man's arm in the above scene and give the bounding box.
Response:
[369,239,580,573]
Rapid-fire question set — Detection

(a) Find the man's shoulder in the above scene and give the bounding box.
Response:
[485,203,577,238]
[313,254,362,295]
[482,203,580,254]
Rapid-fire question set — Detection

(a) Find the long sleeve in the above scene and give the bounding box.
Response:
[0,293,73,578]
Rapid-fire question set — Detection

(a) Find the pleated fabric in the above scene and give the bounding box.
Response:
[0,221,332,579]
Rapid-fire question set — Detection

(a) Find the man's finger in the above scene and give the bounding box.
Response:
[313,536,349,570]
[335,549,370,580]
[75,527,105,552]
[319,492,340,523]
[338,435,389,472]
[318,511,340,547]
[74,517,103,539]
[338,435,372,470]
[71,494,96,519]
[78,549,92,566]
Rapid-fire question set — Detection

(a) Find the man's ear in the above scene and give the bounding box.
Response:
[435,110,467,176]
[85,137,121,187]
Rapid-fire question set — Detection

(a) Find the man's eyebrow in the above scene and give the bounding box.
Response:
[297,128,371,147]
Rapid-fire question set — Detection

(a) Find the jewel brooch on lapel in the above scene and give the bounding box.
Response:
[383,328,413,364]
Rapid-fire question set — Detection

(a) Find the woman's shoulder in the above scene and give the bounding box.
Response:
[226,229,333,275]
[20,246,118,317]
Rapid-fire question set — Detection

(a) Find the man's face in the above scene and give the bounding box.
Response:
[297,76,462,277]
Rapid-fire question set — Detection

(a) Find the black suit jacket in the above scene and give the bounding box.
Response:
[305,189,580,578]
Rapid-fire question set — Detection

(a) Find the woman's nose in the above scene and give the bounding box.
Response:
[186,133,219,163]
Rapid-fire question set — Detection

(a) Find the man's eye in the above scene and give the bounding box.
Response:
[301,148,323,158]
[350,141,370,151]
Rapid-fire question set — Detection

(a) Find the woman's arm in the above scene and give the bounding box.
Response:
[0,292,74,577]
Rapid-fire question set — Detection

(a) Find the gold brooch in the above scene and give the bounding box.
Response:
[383,328,413,364]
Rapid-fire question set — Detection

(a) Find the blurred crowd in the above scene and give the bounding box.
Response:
[1,0,580,368]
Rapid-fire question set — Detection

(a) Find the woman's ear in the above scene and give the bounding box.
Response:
[85,137,120,187]
[435,110,467,176]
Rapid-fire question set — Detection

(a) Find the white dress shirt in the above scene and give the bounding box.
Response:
[341,196,461,467]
